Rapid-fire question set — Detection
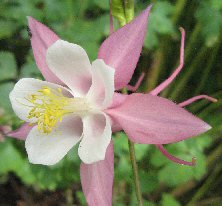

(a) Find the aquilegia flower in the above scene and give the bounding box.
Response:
[8,5,216,206]
[10,40,115,165]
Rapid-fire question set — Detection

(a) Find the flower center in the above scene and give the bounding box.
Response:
[27,86,89,134]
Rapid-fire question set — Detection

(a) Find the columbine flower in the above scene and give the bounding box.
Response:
[8,5,216,206]
[10,39,115,165]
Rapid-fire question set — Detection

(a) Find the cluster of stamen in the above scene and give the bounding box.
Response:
[26,86,88,134]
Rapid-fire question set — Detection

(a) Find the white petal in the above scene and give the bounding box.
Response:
[87,59,115,109]
[46,40,92,97]
[78,112,112,164]
[9,78,72,123]
[25,115,83,165]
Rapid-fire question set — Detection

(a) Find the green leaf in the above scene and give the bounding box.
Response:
[158,161,194,186]
[76,191,87,205]
[140,171,158,193]
[45,0,86,22]
[145,201,156,206]
[53,14,109,60]
[0,52,17,81]
[135,144,149,161]
[6,0,43,25]
[158,151,206,186]
[192,152,207,180]
[161,193,181,206]
[145,1,175,49]
[150,147,169,167]
[114,133,131,182]
[0,82,14,113]
[19,52,42,79]
[16,161,36,186]
[22,147,80,190]
[185,135,213,152]
[114,132,130,155]
[0,140,24,174]
[196,1,222,47]
[211,0,222,9]
[92,0,110,10]
[156,140,207,186]
[0,21,17,39]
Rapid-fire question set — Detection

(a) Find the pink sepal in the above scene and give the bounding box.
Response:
[28,17,63,84]
[98,5,152,90]
[107,93,211,144]
[80,141,114,206]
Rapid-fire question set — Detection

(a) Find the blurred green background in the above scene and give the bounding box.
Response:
[0,0,222,205]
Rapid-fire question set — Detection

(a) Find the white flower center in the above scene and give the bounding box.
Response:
[26,86,90,134]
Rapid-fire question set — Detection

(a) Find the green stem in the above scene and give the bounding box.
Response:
[172,0,186,25]
[128,140,144,206]
[207,144,222,168]
[111,0,127,27]
[124,0,134,23]
[118,3,143,204]
[146,49,165,92]
[122,88,143,205]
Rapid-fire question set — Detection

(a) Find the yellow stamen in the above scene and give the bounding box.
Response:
[26,86,89,134]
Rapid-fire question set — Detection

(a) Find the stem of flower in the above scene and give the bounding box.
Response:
[122,88,143,205]
[119,2,143,204]
[128,140,144,206]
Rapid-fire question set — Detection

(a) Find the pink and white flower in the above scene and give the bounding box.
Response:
[10,40,115,165]
[8,5,216,206]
